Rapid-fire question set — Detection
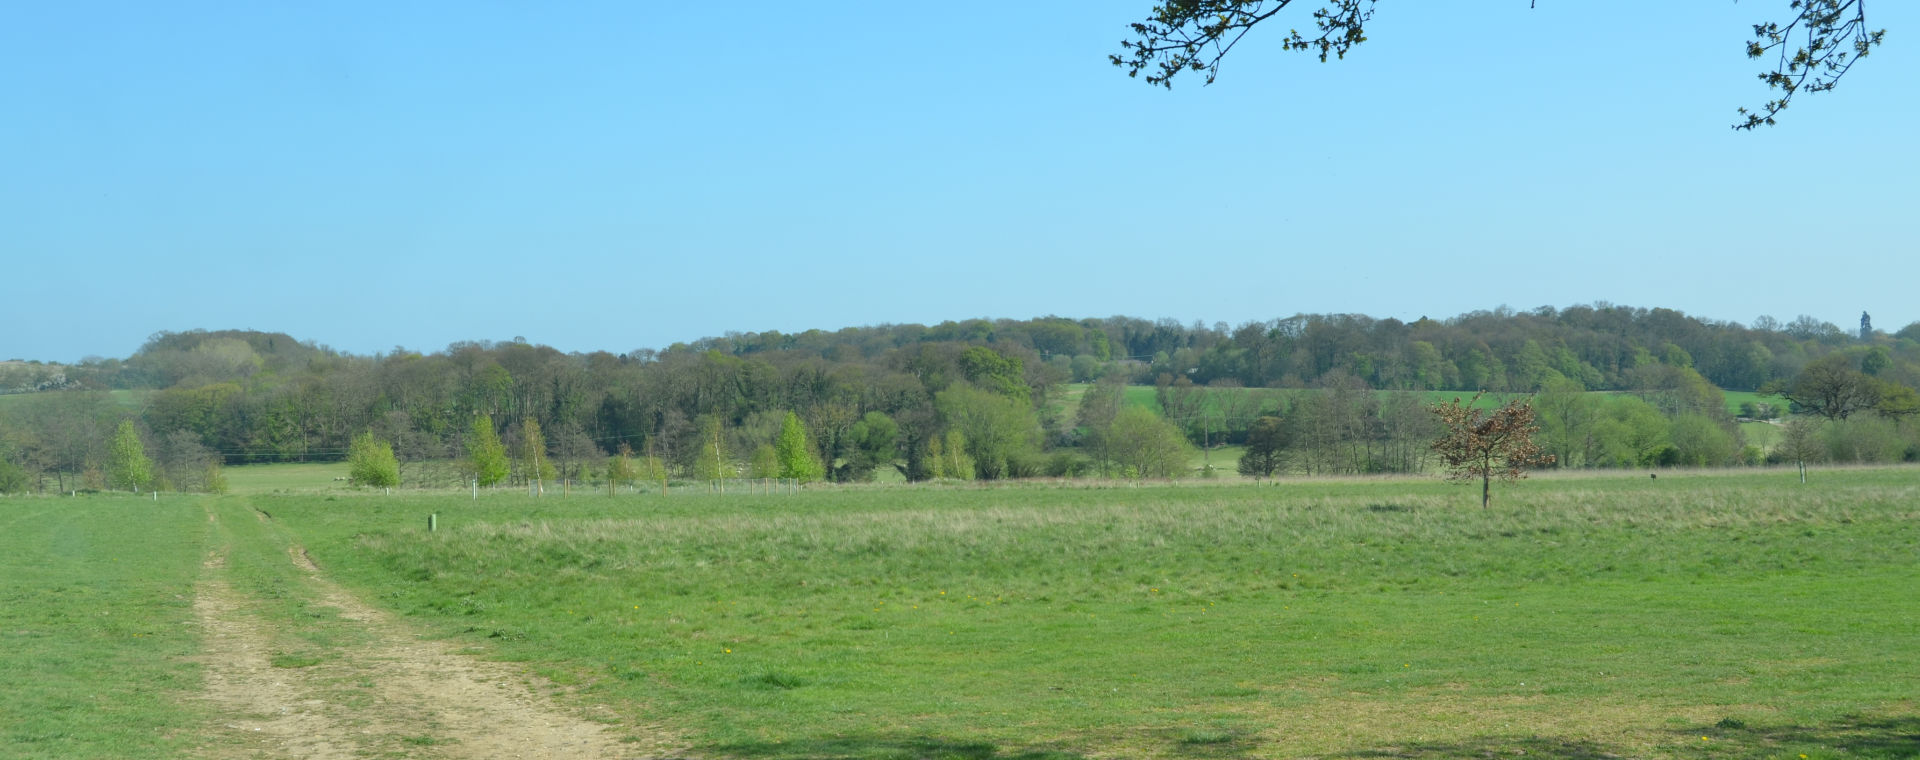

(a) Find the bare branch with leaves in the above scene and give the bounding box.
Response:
[1429,393,1554,509]
[1114,1,1884,129]
[1736,0,1885,129]
[1111,0,1376,88]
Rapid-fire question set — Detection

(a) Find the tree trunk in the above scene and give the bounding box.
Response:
[1481,473,1491,509]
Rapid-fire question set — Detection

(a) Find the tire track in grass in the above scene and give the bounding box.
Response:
[194,500,649,759]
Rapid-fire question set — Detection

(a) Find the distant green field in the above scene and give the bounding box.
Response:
[222,460,351,495]
[258,467,1920,759]
[1065,383,1521,420]
[1723,389,1783,418]
[1066,383,1773,423]
[0,389,150,409]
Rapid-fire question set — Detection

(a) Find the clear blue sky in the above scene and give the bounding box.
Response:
[4,2,1915,362]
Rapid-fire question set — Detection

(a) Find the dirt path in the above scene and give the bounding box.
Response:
[194,508,667,759]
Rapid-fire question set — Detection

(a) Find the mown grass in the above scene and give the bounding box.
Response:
[1724,389,1782,418]
[222,460,349,495]
[0,495,208,759]
[0,490,414,759]
[262,467,1920,758]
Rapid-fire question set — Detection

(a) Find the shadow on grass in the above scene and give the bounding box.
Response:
[708,736,1090,760]
[1342,736,1619,759]
[1680,714,1920,760]
[1334,714,1919,759]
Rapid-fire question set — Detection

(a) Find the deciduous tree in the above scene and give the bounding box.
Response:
[106,420,152,493]
[838,411,898,482]
[1113,1,1883,129]
[1776,415,1825,483]
[347,431,400,488]
[606,442,637,493]
[1429,393,1554,508]
[935,386,1041,480]
[1105,406,1195,479]
[1763,354,1878,421]
[692,415,732,482]
[517,417,555,492]
[1236,415,1287,479]
[775,411,824,483]
[467,416,509,487]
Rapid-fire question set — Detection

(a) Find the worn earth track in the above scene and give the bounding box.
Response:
[193,504,669,759]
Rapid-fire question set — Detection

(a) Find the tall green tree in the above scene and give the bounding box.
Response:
[1236,415,1288,479]
[692,415,732,481]
[517,417,556,492]
[1777,416,1825,483]
[1764,354,1879,421]
[939,430,975,480]
[347,431,400,488]
[106,420,152,493]
[467,416,509,487]
[957,346,1029,401]
[935,386,1040,480]
[838,411,898,481]
[747,444,780,479]
[1105,406,1195,479]
[1075,375,1126,475]
[606,442,637,494]
[775,411,824,483]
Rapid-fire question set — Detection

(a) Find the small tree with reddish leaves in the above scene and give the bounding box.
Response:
[1429,393,1554,508]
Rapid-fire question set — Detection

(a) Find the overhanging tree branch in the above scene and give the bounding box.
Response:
[1114,1,1885,129]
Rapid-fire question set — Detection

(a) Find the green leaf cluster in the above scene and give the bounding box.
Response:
[106,420,151,492]
[347,431,400,488]
[466,417,509,487]
[774,412,823,483]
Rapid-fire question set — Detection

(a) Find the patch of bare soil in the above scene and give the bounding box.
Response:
[194,540,672,758]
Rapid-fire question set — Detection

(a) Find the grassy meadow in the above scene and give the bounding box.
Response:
[0,497,209,758]
[258,467,1918,758]
[5,466,1916,758]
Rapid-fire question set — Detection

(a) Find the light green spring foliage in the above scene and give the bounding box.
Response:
[0,457,31,493]
[639,452,668,486]
[774,411,823,483]
[748,444,780,479]
[518,417,556,484]
[467,416,509,487]
[692,416,731,481]
[924,433,945,479]
[347,431,400,488]
[203,459,229,494]
[605,444,637,492]
[1104,405,1194,479]
[842,411,898,481]
[106,420,151,492]
[940,429,975,477]
[935,385,1038,479]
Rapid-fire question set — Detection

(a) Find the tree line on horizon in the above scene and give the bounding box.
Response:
[2,304,1918,493]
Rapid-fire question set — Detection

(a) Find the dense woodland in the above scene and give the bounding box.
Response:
[4,304,1919,493]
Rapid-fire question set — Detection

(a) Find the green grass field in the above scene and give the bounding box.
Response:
[0,498,210,757]
[222,460,349,495]
[1724,389,1784,418]
[280,468,1918,758]
[6,467,1916,758]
